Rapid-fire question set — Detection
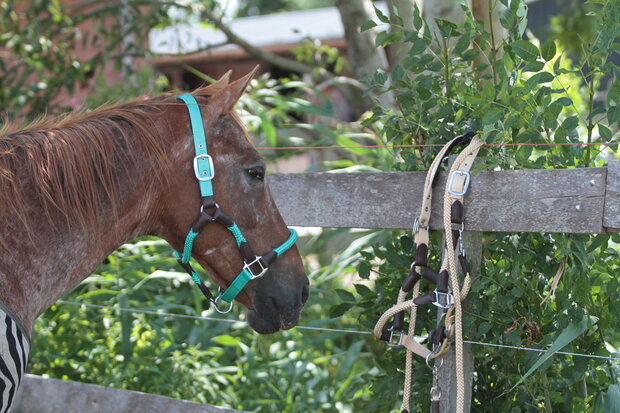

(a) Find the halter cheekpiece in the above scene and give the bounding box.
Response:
[173,93,298,314]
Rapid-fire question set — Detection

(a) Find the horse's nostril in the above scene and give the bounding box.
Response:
[301,281,309,305]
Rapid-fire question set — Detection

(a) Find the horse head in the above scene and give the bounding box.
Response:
[155,70,309,334]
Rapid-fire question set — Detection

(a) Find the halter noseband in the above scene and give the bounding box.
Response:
[173,93,298,314]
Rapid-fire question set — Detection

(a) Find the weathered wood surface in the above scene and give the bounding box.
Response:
[13,375,247,413]
[437,231,481,413]
[269,163,619,233]
[604,161,620,231]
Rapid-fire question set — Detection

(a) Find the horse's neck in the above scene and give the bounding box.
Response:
[0,150,161,334]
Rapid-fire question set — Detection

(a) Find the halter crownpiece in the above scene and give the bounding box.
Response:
[173,93,298,314]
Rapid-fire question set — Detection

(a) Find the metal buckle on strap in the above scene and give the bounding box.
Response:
[244,256,268,279]
[387,330,405,348]
[193,154,215,181]
[448,170,470,196]
[432,290,454,309]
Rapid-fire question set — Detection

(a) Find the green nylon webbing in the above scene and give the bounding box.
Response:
[274,229,298,256]
[177,93,214,198]
[181,230,199,264]
[216,228,299,303]
[190,271,202,285]
[220,269,252,303]
[227,223,247,247]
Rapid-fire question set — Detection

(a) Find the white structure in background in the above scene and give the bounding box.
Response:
[149,3,388,55]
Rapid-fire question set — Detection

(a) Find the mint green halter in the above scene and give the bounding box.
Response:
[174,93,298,314]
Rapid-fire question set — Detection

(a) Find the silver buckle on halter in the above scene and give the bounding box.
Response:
[193,154,215,181]
[448,170,470,196]
[432,290,454,309]
[387,329,405,348]
[244,256,268,279]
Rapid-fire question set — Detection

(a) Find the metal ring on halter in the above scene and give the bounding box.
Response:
[212,292,234,314]
[425,351,445,369]
[200,202,220,215]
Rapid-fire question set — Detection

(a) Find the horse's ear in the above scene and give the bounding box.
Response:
[210,66,258,114]
[212,70,232,88]
[194,70,232,96]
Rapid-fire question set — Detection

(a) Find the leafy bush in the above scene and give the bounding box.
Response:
[347,0,620,411]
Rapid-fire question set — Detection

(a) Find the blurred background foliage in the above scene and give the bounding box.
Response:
[1,0,619,412]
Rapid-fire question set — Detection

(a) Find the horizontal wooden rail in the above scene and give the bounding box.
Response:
[269,161,620,234]
[13,375,247,413]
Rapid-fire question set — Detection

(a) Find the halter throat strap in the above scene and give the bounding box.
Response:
[173,93,298,313]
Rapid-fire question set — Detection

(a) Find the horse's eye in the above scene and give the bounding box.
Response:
[247,167,265,181]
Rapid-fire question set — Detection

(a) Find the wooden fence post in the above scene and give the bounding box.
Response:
[436,230,481,413]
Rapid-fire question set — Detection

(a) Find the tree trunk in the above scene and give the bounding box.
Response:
[335,0,394,116]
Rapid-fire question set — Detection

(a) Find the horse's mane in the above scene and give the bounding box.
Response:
[0,83,229,248]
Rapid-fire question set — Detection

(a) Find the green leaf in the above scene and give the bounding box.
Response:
[599,124,612,140]
[453,35,471,55]
[435,19,458,38]
[553,54,562,73]
[360,20,378,32]
[459,49,478,62]
[329,302,353,317]
[373,5,390,23]
[526,71,554,87]
[608,105,620,124]
[413,6,423,30]
[258,112,277,146]
[510,314,590,390]
[335,135,371,155]
[354,283,373,297]
[541,40,556,61]
[213,335,241,346]
[482,107,504,126]
[607,80,619,105]
[554,97,573,106]
[522,61,545,72]
[605,384,620,413]
[587,234,610,253]
[336,289,356,302]
[512,40,540,61]
[562,115,579,130]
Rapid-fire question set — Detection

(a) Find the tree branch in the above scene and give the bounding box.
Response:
[199,7,321,76]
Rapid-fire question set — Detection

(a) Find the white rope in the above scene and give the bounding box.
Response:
[442,137,484,413]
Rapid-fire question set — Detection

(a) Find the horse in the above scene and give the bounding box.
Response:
[0,69,309,413]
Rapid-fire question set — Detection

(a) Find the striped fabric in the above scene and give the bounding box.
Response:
[0,306,30,413]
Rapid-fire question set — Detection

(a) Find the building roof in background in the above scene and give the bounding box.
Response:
[149,3,388,55]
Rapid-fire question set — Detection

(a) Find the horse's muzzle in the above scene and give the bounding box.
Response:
[247,276,309,334]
